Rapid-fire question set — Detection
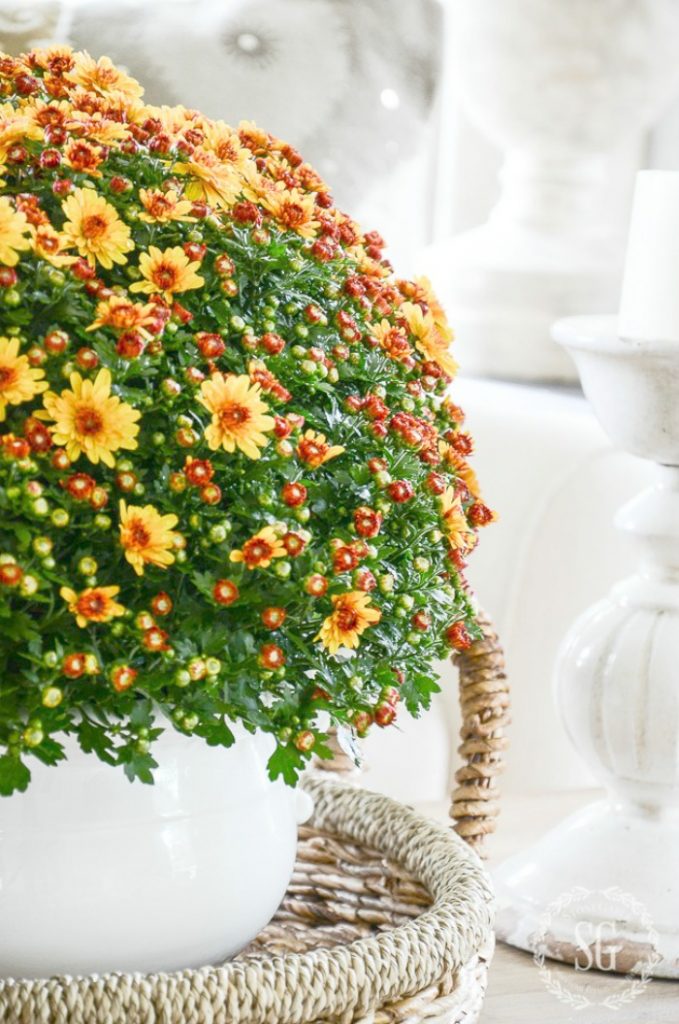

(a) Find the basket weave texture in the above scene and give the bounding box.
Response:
[0,614,508,1024]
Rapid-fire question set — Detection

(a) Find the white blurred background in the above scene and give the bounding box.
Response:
[3,0,679,809]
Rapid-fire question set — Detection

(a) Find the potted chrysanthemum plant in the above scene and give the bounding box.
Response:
[0,47,494,977]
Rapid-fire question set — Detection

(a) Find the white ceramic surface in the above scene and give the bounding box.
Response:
[0,723,310,979]
[495,315,679,977]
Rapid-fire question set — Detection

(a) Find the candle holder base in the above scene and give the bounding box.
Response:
[494,799,679,978]
[493,314,679,981]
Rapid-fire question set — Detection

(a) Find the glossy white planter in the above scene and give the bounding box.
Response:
[0,724,311,979]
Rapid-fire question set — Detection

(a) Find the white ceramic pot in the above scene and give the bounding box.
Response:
[0,722,312,979]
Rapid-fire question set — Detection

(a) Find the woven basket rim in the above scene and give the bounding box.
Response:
[0,776,494,1024]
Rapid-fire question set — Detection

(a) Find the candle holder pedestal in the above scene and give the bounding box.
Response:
[494,315,679,977]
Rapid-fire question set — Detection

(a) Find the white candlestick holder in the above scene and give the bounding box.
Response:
[494,314,679,977]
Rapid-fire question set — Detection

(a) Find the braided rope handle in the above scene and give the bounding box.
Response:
[450,610,509,853]
[315,611,508,856]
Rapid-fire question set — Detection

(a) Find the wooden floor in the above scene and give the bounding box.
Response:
[417,790,679,1023]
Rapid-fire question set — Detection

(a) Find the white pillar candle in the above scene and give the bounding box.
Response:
[619,169,679,343]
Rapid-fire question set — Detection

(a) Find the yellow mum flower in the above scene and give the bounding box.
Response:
[355,249,390,280]
[175,147,242,209]
[229,526,286,569]
[0,336,48,421]
[61,187,134,269]
[315,591,381,655]
[66,110,130,145]
[241,160,275,204]
[28,45,75,73]
[400,302,458,378]
[0,102,41,161]
[38,368,140,467]
[143,103,204,139]
[60,585,125,628]
[440,487,476,552]
[414,276,453,343]
[439,445,481,500]
[202,121,250,168]
[130,245,204,301]
[21,97,70,135]
[238,120,271,154]
[138,188,195,223]
[198,373,275,459]
[31,224,77,268]
[260,185,319,239]
[68,52,144,100]
[119,500,179,576]
[0,196,31,266]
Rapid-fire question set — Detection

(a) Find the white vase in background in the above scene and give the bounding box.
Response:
[0,723,312,978]
[62,0,442,271]
[495,315,679,977]
[421,0,679,383]
[0,2,68,52]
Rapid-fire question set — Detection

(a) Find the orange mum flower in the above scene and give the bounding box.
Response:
[198,373,274,459]
[68,52,144,100]
[130,245,203,301]
[0,336,48,421]
[413,276,453,343]
[400,302,457,378]
[229,526,286,569]
[138,188,195,223]
[60,585,125,628]
[248,360,291,402]
[30,224,77,267]
[261,185,319,238]
[0,100,42,162]
[0,196,31,266]
[111,665,138,692]
[66,109,131,145]
[15,193,48,228]
[86,295,156,334]
[119,500,179,576]
[63,139,105,177]
[440,487,476,552]
[29,45,75,74]
[61,187,134,269]
[370,319,412,362]
[175,147,242,209]
[296,429,344,468]
[440,446,482,500]
[203,121,250,168]
[315,591,381,655]
[238,120,271,154]
[38,368,140,467]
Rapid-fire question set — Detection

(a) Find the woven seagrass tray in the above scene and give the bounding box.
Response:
[0,612,508,1024]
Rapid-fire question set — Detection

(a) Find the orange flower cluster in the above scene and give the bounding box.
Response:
[0,47,493,790]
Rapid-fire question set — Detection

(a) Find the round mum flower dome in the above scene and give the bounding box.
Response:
[0,47,493,791]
